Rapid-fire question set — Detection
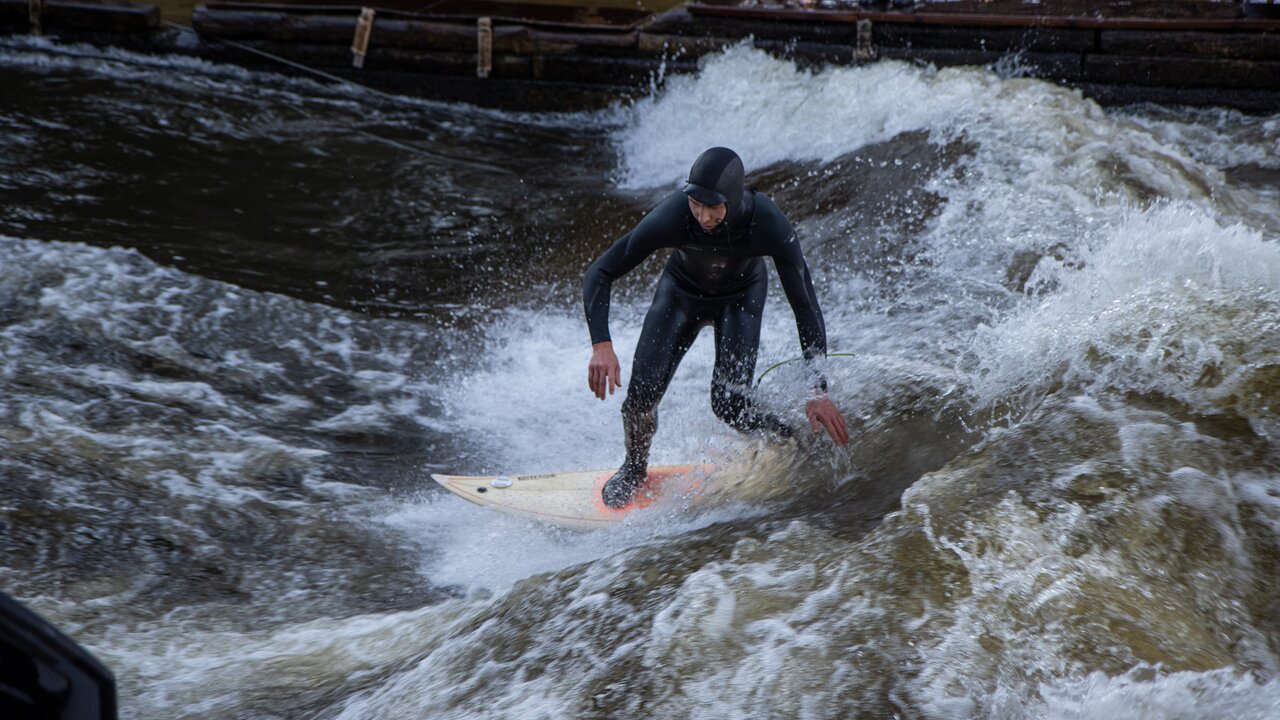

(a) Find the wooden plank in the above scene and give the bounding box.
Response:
[686,5,1280,32]
[1072,80,1280,111]
[904,0,1241,21]
[194,7,638,54]
[644,11,1098,55]
[512,27,637,53]
[1100,29,1280,60]
[192,38,633,109]
[203,0,648,30]
[536,53,666,84]
[877,46,1004,68]
[645,10,858,43]
[0,0,159,32]
[0,2,28,24]
[1083,53,1280,89]
[754,36,857,65]
[195,34,670,88]
[874,24,1095,53]
[635,31,729,56]
[198,36,525,73]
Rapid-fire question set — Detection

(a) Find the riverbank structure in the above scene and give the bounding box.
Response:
[5,0,1280,111]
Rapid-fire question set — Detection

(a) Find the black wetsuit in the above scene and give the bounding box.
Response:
[583,188,829,476]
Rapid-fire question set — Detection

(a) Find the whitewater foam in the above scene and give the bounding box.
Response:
[971,203,1280,408]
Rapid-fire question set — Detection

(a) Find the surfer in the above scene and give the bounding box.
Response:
[584,146,849,508]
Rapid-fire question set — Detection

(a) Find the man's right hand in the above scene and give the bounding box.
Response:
[806,395,850,446]
[588,341,622,400]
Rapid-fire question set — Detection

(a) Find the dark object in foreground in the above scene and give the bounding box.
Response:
[0,592,117,720]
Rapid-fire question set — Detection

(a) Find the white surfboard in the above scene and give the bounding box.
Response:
[431,464,718,530]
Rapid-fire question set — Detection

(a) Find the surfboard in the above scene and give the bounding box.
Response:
[430,464,717,530]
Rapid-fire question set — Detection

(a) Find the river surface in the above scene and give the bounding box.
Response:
[2,36,1279,719]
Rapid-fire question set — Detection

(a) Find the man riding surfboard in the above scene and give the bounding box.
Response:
[584,147,849,508]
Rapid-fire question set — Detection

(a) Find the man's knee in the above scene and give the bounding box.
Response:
[712,383,794,437]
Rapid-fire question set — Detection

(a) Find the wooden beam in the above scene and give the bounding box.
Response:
[686,5,1280,32]
[0,0,159,32]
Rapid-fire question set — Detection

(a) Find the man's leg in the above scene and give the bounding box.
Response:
[711,279,794,438]
[604,275,702,507]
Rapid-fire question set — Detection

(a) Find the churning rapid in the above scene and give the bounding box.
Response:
[2,36,1279,719]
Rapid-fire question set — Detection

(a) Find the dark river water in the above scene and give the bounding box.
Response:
[2,35,1280,719]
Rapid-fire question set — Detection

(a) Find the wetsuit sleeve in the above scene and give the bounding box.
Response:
[583,232,650,344]
[773,247,828,360]
[755,195,830,382]
[582,194,686,344]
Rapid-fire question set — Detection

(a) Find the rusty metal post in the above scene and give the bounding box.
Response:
[477,16,493,78]
[29,0,44,36]
[855,19,875,62]
[351,7,376,68]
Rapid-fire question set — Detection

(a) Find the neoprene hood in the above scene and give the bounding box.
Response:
[683,147,745,220]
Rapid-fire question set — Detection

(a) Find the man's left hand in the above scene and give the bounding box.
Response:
[805,395,849,446]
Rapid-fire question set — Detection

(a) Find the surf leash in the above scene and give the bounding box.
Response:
[755,352,857,387]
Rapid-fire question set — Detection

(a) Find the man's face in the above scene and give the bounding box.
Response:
[688,196,728,232]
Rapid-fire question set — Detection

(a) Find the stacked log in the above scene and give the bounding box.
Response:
[662,4,1280,110]
[0,0,159,33]
[1,0,1277,112]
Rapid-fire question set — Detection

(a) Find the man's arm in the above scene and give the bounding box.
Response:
[583,231,647,347]
[583,233,648,400]
[774,247,849,445]
[755,195,827,363]
[583,193,687,346]
[756,196,849,445]
[773,249,828,363]
[583,195,685,399]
